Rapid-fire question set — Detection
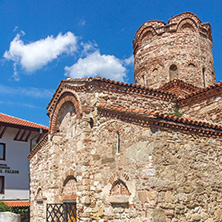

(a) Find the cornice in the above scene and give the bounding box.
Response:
[47,77,176,115]
[177,80,222,106]
[98,104,222,138]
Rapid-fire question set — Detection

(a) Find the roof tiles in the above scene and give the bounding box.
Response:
[4,201,30,207]
[0,113,48,130]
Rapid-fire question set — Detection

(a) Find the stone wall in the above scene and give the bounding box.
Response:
[133,12,215,89]
[180,94,222,125]
[30,95,222,221]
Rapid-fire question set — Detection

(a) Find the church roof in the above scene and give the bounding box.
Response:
[177,80,222,106]
[158,79,199,98]
[98,104,222,138]
[47,76,176,115]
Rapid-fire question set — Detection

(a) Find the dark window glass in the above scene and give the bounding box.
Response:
[0,144,5,160]
[0,177,4,194]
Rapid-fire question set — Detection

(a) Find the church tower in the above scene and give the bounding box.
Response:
[133,12,216,88]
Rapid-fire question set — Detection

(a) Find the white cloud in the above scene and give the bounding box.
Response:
[13,26,19,32]
[123,55,134,66]
[78,19,86,26]
[0,100,40,109]
[80,41,98,56]
[64,50,127,81]
[0,84,53,98]
[4,32,78,78]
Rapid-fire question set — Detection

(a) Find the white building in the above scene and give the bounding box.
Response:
[0,113,48,207]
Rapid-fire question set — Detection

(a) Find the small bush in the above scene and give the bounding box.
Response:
[0,202,13,212]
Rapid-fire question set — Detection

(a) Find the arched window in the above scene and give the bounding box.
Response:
[181,23,195,33]
[55,101,75,136]
[62,176,77,201]
[188,63,195,69]
[116,131,120,154]
[142,75,146,86]
[203,68,206,87]
[89,117,94,129]
[169,64,178,80]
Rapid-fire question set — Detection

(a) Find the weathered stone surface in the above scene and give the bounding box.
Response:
[101,158,115,164]
[134,12,215,89]
[152,209,166,222]
[138,191,148,202]
[29,12,222,222]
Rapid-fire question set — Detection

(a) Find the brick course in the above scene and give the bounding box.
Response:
[29,12,222,222]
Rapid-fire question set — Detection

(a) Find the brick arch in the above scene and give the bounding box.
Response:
[177,18,198,33]
[109,171,130,185]
[110,179,131,196]
[186,60,197,68]
[139,26,157,41]
[61,173,77,201]
[134,20,165,41]
[49,91,82,133]
[62,168,76,182]
[35,187,43,199]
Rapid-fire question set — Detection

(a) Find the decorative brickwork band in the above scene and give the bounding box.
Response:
[49,91,82,134]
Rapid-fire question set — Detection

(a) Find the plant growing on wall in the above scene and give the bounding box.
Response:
[169,105,182,117]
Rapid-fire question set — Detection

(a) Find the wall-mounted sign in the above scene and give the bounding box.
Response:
[0,164,19,174]
[0,169,19,174]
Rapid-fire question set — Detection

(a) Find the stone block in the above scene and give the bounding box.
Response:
[138,191,148,202]
[215,209,222,221]
[81,195,91,205]
[92,155,100,160]
[148,191,157,201]
[165,191,172,202]
[152,209,166,222]
[101,158,115,164]
[108,196,129,204]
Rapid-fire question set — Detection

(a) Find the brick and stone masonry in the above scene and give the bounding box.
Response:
[29,12,222,222]
[134,12,215,89]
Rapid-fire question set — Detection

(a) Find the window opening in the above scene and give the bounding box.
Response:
[169,64,178,80]
[203,68,206,87]
[188,63,195,69]
[0,144,5,160]
[0,176,4,194]
[89,117,94,129]
[142,75,145,86]
[116,131,120,154]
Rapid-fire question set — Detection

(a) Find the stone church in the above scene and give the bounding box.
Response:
[29,12,222,221]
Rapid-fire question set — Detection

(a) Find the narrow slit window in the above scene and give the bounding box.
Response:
[169,64,178,80]
[142,75,146,86]
[116,131,120,154]
[203,68,206,87]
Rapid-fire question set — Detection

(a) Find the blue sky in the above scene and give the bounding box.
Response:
[0,0,222,126]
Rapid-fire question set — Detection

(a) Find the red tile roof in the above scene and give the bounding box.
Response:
[47,76,176,115]
[0,113,48,130]
[98,104,222,137]
[177,80,222,106]
[158,79,199,98]
[4,201,30,207]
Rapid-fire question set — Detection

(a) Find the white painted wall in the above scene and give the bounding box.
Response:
[0,127,39,200]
